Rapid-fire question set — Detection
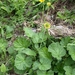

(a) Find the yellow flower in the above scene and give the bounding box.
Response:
[47,2,51,6]
[39,0,45,3]
[44,22,51,29]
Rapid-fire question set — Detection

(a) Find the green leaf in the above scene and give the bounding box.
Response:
[72,69,75,75]
[39,57,51,70]
[1,28,4,37]
[29,69,36,75]
[1,64,6,73]
[6,26,14,32]
[0,1,2,4]
[21,48,36,56]
[7,46,15,54]
[47,70,54,75]
[24,27,35,37]
[32,61,39,70]
[32,32,47,43]
[14,67,25,75]
[25,57,32,67]
[57,12,65,19]
[37,70,46,75]
[58,73,63,75]
[48,42,66,60]
[32,33,39,43]
[60,37,71,47]
[13,37,30,51]
[0,38,7,53]
[33,57,52,71]
[67,43,75,60]
[64,57,74,66]
[6,32,13,39]
[15,54,26,70]
[64,66,75,75]
[1,6,10,13]
[37,70,54,75]
[64,66,72,75]
[38,47,52,59]
[0,39,7,49]
[15,54,32,70]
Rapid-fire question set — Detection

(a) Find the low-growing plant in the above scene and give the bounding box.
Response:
[9,26,75,75]
[0,24,75,75]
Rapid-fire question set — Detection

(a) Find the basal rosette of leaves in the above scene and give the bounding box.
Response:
[11,27,75,75]
[0,27,75,75]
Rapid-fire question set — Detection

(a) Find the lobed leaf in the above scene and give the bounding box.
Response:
[32,32,47,43]
[13,37,30,51]
[64,66,75,75]
[38,57,51,70]
[48,42,66,60]
[15,54,32,70]
[24,27,35,37]
[15,54,26,70]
